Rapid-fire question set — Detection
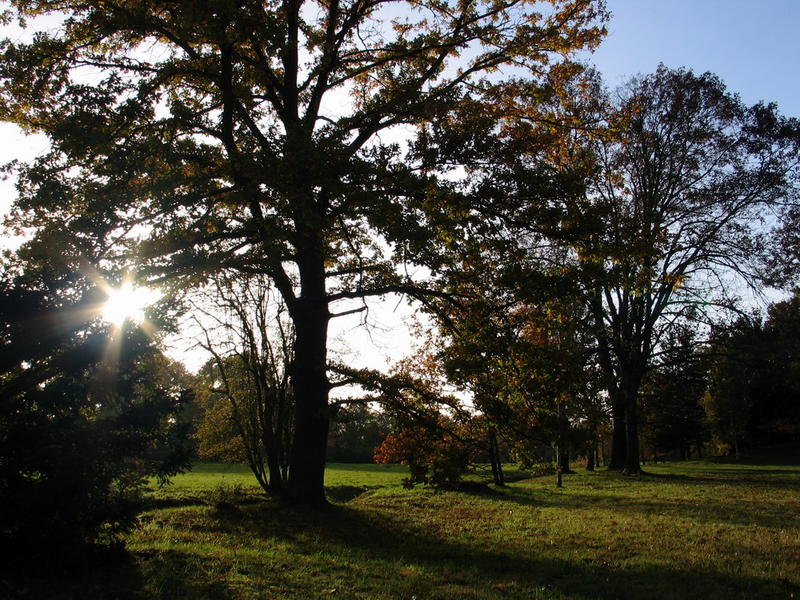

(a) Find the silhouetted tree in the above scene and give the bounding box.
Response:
[0,0,607,505]
[640,326,710,461]
[705,292,800,455]
[574,67,800,473]
[0,237,192,565]
[191,272,294,493]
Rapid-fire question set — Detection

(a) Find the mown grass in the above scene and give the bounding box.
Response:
[6,447,800,599]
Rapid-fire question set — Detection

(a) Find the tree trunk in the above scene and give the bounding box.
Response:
[608,397,627,470]
[266,444,284,492]
[555,444,563,488]
[586,447,596,471]
[558,445,574,474]
[599,438,605,466]
[284,248,331,507]
[622,394,642,475]
[488,428,505,486]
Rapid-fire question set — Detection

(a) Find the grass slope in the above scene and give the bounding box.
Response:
[6,448,800,599]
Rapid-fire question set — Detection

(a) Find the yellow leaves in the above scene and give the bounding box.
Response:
[663,272,685,291]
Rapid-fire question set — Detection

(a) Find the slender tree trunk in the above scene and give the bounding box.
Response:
[558,446,573,474]
[586,446,596,471]
[599,438,606,466]
[555,443,563,488]
[284,246,331,506]
[266,443,284,492]
[488,428,505,486]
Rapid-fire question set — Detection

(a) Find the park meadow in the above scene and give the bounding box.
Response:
[10,446,799,600]
[3,3,800,599]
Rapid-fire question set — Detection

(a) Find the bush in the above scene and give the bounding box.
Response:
[373,421,473,488]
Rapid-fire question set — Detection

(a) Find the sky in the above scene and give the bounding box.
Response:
[589,0,800,118]
[1,1,798,371]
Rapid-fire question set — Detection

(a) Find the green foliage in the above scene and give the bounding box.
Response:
[193,384,248,463]
[0,246,193,565]
[327,403,393,463]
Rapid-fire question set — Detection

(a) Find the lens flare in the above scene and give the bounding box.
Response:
[101,282,159,326]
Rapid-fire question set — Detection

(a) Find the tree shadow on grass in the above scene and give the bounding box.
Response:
[643,469,800,490]
[8,495,796,600]
[1,548,148,600]
[201,498,798,600]
[142,496,207,510]
[325,484,371,502]
[493,476,799,531]
[132,549,232,599]
[3,546,240,600]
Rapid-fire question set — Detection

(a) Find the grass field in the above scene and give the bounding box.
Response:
[6,447,800,599]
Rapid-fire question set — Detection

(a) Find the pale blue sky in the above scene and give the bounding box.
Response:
[589,0,800,117]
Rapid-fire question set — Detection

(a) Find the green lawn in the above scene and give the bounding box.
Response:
[7,449,800,599]
[166,461,411,489]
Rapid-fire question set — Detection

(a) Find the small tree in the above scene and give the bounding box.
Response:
[373,413,491,488]
[191,272,294,493]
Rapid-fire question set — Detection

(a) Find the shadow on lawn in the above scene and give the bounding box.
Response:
[4,545,235,600]
[645,470,800,491]
[501,485,798,531]
[196,499,797,600]
[492,470,799,531]
[9,494,796,600]
[1,549,146,600]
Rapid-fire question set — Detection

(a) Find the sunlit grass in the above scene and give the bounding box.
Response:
[13,448,800,599]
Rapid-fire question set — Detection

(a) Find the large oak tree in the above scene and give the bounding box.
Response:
[0,0,606,504]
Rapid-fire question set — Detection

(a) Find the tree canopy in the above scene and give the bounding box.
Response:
[577,67,800,473]
[0,0,607,505]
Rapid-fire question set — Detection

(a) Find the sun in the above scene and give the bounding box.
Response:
[101,282,159,326]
